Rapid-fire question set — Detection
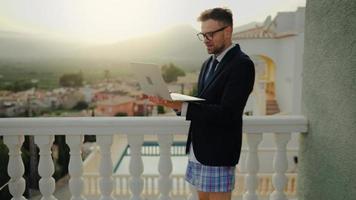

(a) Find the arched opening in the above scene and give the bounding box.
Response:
[257,55,276,100]
[250,55,280,115]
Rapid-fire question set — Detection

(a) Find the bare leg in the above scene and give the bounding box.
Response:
[198,191,209,200]
[209,192,232,200]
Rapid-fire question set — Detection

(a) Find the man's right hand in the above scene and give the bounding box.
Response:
[146,95,183,112]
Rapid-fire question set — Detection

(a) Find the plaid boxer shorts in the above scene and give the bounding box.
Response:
[185,161,236,192]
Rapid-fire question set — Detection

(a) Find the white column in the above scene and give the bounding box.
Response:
[158,134,173,200]
[97,135,114,200]
[152,106,158,116]
[243,133,262,200]
[187,185,198,200]
[258,81,266,115]
[270,133,291,200]
[66,135,86,200]
[128,134,144,200]
[4,135,26,200]
[35,135,57,200]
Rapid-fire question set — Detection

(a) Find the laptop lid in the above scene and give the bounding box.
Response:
[131,62,172,100]
[131,62,204,101]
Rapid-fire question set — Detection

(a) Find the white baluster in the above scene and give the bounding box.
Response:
[35,135,57,200]
[243,133,262,200]
[188,185,198,200]
[128,134,144,200]
[152,105,158,116]
[158,134,173,200]
[4,135,26,200]
[270,133,291,200]
[97,135,114,200]
[66,135,86,200]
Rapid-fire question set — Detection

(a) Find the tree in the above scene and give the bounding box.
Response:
[59,72,83,87]
[189,84,198,96]
[72,101,89,110]
[157,105,165,114]
[53,136,69,181]
[104,69,111,81]
[161,63,185,83]
[0,138,11,199]
[115,112,128,117]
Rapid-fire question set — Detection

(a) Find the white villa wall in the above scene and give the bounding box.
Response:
[238,39,278,115]
[234,8,305,172]
[275,12,296,33]
[275,7,305,34]
[239,39,296,113]
[239,39,278,62]
[237,7,305,115]
[294,7,306,33]
[238,36,303,115]
[292,33,304,114]
[275,37,296,114]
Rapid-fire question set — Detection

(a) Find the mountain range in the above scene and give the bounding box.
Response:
[0,25,209,71]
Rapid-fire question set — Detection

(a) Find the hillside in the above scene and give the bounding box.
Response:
[0,25,209,71]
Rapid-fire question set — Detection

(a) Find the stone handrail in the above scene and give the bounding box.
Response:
[0,115,307,200]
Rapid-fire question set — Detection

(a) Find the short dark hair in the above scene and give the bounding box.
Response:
[198,7,233,27]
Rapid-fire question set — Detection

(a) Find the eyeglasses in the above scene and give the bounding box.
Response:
[197,26,228,41]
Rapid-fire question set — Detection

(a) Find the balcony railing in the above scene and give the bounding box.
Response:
[0,115,307,200]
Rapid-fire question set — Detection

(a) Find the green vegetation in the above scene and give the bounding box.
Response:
[0,138,11,199]
[72,101,89,111]
[0,80,35,92]
[161,63,185,83]
[115,112,128,116]
[0,60,131,91]
[59,71,83,87]
[157,105,165,114]
[0,62,59,90]
[189,84,198,96]
[0,60,192,92]
[53,136,70,181]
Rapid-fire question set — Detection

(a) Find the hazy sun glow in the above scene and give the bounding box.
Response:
[0,0,306,44]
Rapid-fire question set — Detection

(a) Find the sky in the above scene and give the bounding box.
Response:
[0,0,306,44]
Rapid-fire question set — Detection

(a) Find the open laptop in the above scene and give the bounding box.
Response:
[131,62,204,101]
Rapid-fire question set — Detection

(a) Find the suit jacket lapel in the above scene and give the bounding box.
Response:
[199,45,239,96]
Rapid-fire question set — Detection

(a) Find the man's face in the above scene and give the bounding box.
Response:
[200,19,231,55]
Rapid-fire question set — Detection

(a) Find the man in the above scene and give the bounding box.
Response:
[149,7,255,200]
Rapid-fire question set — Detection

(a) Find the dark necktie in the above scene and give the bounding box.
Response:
[205,58,219,84]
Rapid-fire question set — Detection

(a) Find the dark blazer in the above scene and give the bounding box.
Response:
[185,44,255,166]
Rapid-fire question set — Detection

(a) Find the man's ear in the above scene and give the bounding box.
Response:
[224,26,233,38]
[227,26,233,34]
